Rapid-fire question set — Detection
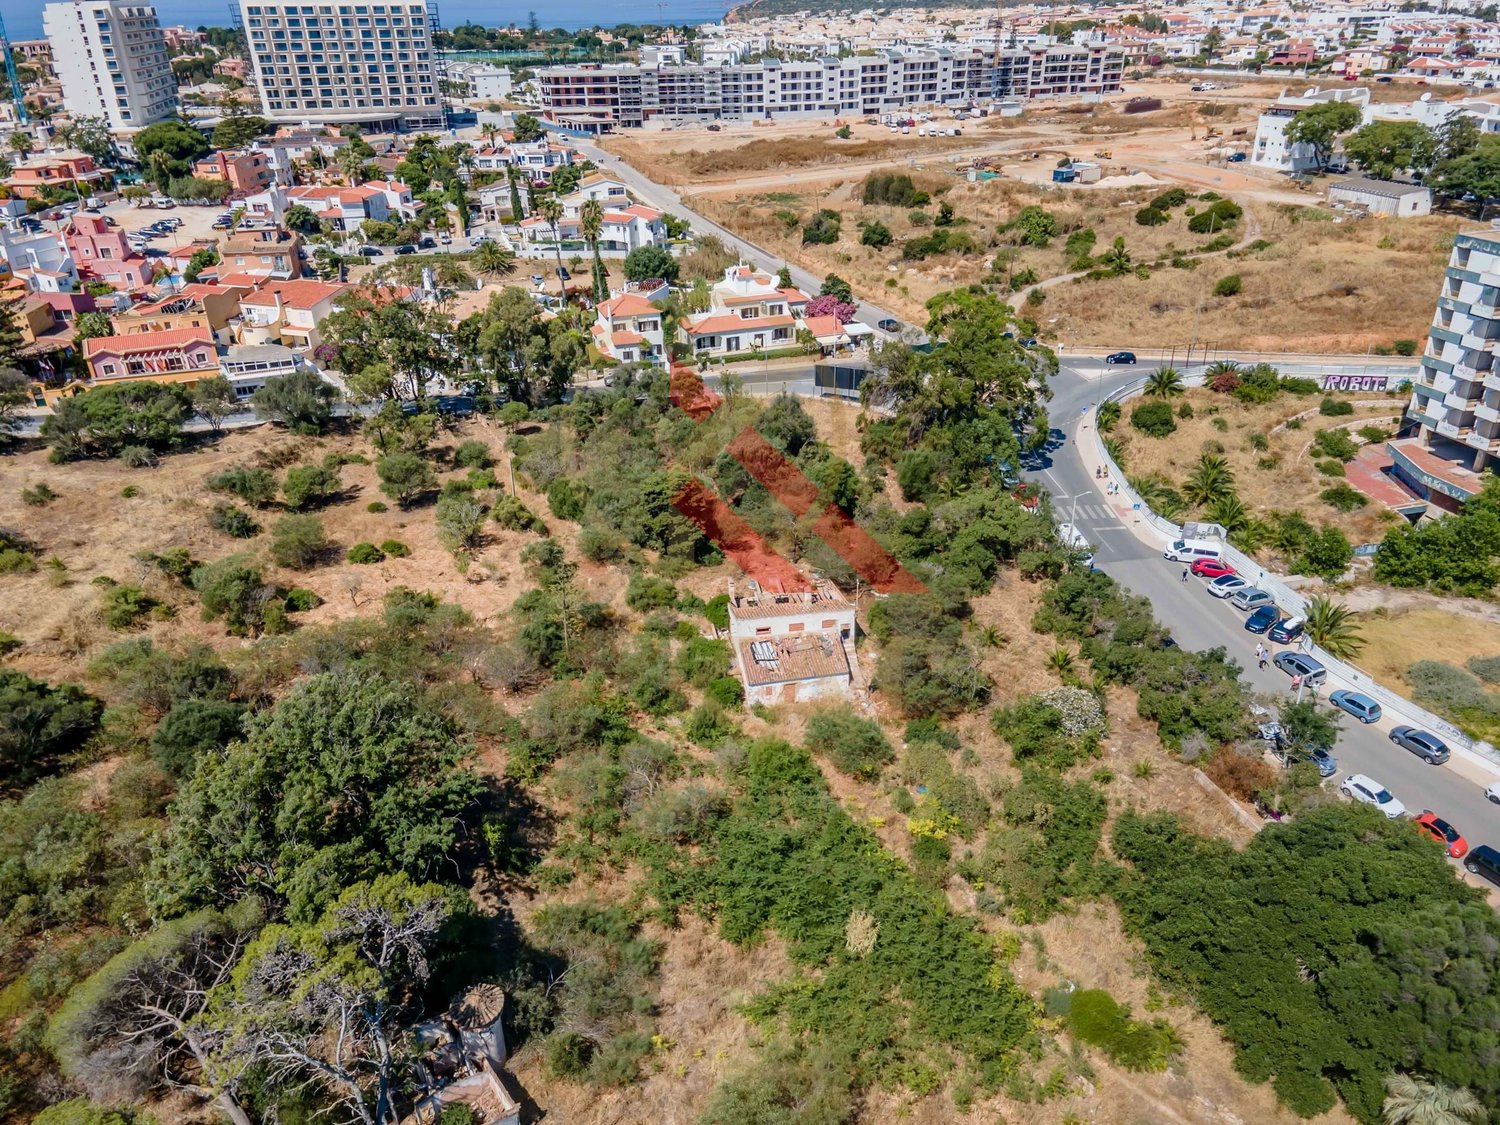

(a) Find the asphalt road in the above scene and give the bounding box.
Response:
[1041,358,1500,880]
[571,138,918,343]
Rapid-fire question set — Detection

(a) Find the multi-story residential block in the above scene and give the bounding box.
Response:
[590,293,665,364]
[445,61,512,100]
[536,45,1124,130]
[63,213,154,290]
[679,265,810,358]
[42,0,179,131]
[193,150,274,194]
[0,227,77,292]
[726,578,858,705]
[7,291,96,387]
[238,0,442,132]
[1398,228,1500,509]
[1251,86,1369,171]
[3,153,113,200]
[236,277,348,351]
[83,326,218,389]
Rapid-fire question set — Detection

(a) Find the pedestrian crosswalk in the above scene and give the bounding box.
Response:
[1065,504,1118,522]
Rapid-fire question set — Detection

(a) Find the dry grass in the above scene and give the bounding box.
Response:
[601,131,977,186]
[1111,386,1409,542]
[1041,208,1465,352]
[1350,606,1500,696]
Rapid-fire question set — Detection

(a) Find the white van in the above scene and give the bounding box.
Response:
[1163,538,1224,563]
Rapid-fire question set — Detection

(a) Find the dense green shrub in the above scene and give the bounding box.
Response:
[804,709,894,781]
[149,699,245,778]
[1406,660,1500,722]
[1186,199,1241,233]
[1130,400,1177,438]
[1466,654,1500,684]
[208,503,259,539]
[492,495,545,533]
[625,574,677,611]
[704,676,745,708]
[861,171,923,206]
[269,514,328,569]
[280,463,339,510]
[99,583,159,630]
[1320,483,1367,512]
[547,477,588,521]
[1318,396,1354,417]
[1213,274,1242,297]
[992,694,1101,769]
[802,209,841,245]
[346,542,385,564]
[1134,206,1169,227]
[206,465,277,507]
[1066,989,1182,1072]
[1375,478,1500,594]
[380,539,411,558]
[1311,428,1357,461]
[454,440,491,469]
[0,669,103,780]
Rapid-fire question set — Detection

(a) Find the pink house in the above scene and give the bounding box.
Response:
[83,327,219,389]
[64,214,154,291]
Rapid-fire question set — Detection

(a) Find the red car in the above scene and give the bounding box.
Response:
[1191,559,1236,579]
[1414,811,1468,858]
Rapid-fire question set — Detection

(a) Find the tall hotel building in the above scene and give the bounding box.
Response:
[42,0,179,132]
[238,0,442,132]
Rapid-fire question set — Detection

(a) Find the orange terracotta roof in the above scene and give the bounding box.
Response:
[736,634,849,687]
[240,278,347,310]
[597,293,658,318]
[85,327,214,357]
[803,315,846,338]
[685,313,794,336]
[610,330,645,347]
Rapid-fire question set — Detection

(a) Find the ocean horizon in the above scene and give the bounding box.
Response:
[7,0,737,43]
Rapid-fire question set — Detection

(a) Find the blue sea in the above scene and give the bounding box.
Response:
[6,0,735,40]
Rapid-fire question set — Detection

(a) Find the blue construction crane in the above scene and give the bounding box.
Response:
[1,13,29,127]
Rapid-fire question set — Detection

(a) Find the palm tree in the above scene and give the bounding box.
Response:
[336,145,367,185]
[1304,595,1364,659]
[472,240,517,282]
[8,132,33,158]
[1144,365,1186,398]
[1183,454,1237,507]
[1100,236,1132,275]
[1205,493,1250,536]
[1205,359,1241,379]
[580,198,608,303]
[536,196,568,302]
[1232,517,1269,553]
[1383,1074,1486,1125]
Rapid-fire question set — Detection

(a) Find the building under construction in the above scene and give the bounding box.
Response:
[726,578,860,705]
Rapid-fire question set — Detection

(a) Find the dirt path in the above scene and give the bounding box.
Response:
[1339,584,1500,625]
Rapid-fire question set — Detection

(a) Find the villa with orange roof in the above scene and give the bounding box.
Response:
[236,278,350,352]
[590,293,665,364]
[679,265,813,358]
[80,327,218,396]
[517,202,668,256]
[64,214,154,292]
[114,284,253,344]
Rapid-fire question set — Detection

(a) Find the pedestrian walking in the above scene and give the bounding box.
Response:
[1181,567,1190,582]
[1290,674,1303,694]
[1256,644,1268,670]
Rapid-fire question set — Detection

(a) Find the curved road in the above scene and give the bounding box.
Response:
[1043,358,1500,882]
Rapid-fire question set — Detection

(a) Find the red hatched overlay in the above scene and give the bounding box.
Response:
[665,364,926,595]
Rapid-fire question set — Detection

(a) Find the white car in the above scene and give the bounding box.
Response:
[1486,781,1500,804]
[1206,574,1249,599]
[1341,773,1406,819]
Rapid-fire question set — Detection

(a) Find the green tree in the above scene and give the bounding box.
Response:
[317,287,457,400]
[376,451,437,508]
[0,365,31,437]
[459,285,586,404]
[1143,365,1185,398]
[1285,101,1364,170]
[434,494,487,553]
[472,239,517,282]
[0,668,102,784]
[536,195,569,300]
[191,556,281,636]
[191,375,238,434]
[251,370,337,434]
[1344,121,1439,179]
[148,674,481,921]
[210,115,271,150]
[802,208,841,245]
[512,113,545,142]
[820,273,854,303]
[281,462,339,509]
[134,120,212,186]
[42,382,192,461]
[623,243,678,284]
[860,219,893,248]
[506,165,526,220]
[1303,594,1363,656]
[282,203,322,233]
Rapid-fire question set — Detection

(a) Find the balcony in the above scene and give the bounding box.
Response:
[1443,391,1480,411]
[1437,419,1474,440]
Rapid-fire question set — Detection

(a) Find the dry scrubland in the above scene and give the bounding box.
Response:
[1114,387,1408,543]
[0,403,1330,1125]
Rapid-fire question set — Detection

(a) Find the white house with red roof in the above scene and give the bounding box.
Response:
[236,278,350,352]
[590,292,665,364]
[242,181,417,232]
[516,199,668,256]
[472,139,576,182]
[679,265,812,358]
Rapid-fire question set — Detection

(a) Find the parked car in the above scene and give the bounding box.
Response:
[1245,605,1280,633]
[557,267,571,280]
[1268,615,1305,644]
[1330,690,1382,724]
[1487,781,1500,804]
[1388,725,1450,764]
[1273,651,1327,686]
[358,245,383,256]
[439,232,452,244]
[1309,748,1338,778]
[877,318,900,332]
[394,244,418,255]
[707,123,721,131]
[1226,152,1247,163]
[1340,773,1406,819]
[1464,844,1500,887]
[1413,812,1468,858]
[1207,574,1249,599]
[1191,559,1235,578]
[1105,351,1136,364]
[1229,587,1274,612]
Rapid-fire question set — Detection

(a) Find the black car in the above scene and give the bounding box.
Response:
[1464,844,1500,888]
[877,318,900,332]
[419,236,437,249]
[1105,351,1136,364]
[557,267,571,280]
[358,245,383,257]
[394,244,418,255]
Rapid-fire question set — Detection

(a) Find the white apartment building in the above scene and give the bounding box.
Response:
[1251,86,1370,171]
[1407,228,1500,486]
[42,0,179,132]
[537,45,1124,130]
[238,0,442,132]
[445,61,511,101]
